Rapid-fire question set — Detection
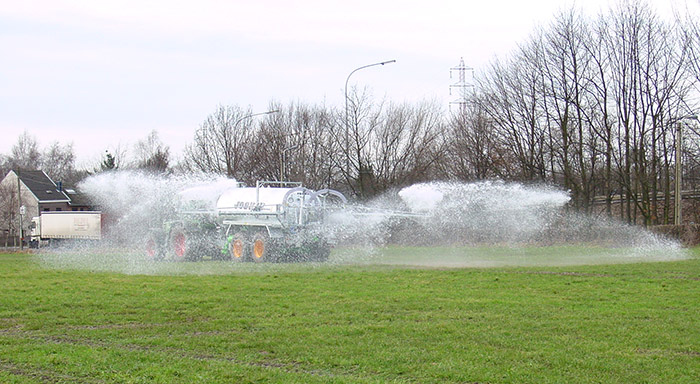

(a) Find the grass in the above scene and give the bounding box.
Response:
[0,247,699,383]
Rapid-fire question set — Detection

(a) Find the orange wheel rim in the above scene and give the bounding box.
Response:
[232,240,243,259]
[253,239,265,259]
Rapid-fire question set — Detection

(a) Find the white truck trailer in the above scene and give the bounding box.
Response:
[30,211,102,247]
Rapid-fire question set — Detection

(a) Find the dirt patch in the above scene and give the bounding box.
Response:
[517,271,617,278]
[515,270,700,281]
[0,327,346,380]
[64,322,178,331]
[636,348,700,357]
[0,359,105,384]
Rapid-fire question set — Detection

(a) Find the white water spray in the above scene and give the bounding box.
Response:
[38,171,240,273]
[398,181,571,243]
[36,173,688,274]
[329,180,685,266]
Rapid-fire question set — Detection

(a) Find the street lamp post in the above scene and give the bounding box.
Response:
[344,60,396,194]
[235,109,279,126]
[17,168,22,250]
[675,120,683,226]
[675,115,698,226]
[280,145,299,182]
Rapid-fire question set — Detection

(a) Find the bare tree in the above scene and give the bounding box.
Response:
[444,97,504,180]
[0,182,18,247]
[134,130,170,173]
[171,0,698,215]
[584,13,616,216]
[339,87,386,198]
[680,1,700,85]
[42,141,78,183]
[467,0,696,222]
[184,105,256,180]
[9,131,42,170]
[367,100,445,192]
[277,102,339,189]
[479,53,549,182]
[245,103,287,183]
[245,102,344,190]
[331,89,446,197]
[0,156,10,181]
[541,8,607,211]
[599,0,693,224]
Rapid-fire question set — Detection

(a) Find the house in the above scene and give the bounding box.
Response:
[0,170,93,243]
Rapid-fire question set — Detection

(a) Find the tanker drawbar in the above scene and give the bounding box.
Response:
[145,181,347,262]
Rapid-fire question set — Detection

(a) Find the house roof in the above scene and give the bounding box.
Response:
[16,170,70,203]
[65,187,93,207]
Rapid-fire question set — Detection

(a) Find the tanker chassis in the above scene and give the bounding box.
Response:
[146,181,347,262]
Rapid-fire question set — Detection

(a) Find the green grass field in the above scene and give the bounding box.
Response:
[1,247,699,383]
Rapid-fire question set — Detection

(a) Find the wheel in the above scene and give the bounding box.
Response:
[146,236,162,260]
[171,230,187,261]
[251,233,271,263]
[169,228,204,261]
[229,232,248,262]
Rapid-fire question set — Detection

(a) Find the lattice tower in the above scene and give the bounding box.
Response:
[449,57,474,113]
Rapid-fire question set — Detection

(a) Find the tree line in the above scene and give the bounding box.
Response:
[0,130,171,187]
[182,1,700,225]
[466,0,700,225]
[2,0,699,226]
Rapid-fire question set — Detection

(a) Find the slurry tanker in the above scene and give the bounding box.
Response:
[146,181,348,262]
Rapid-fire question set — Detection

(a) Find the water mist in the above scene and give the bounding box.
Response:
[36,173,688,274]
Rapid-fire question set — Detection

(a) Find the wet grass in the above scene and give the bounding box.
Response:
[34,243,692,275]
[338,243,690,268]
[1,248,699,383]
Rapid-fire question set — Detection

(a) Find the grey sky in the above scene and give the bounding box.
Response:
[0,0,683,167]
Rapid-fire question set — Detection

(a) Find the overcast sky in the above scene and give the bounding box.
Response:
[0,0,686,167]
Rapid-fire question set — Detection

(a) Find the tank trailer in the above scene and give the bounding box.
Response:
[146,181,347,262]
